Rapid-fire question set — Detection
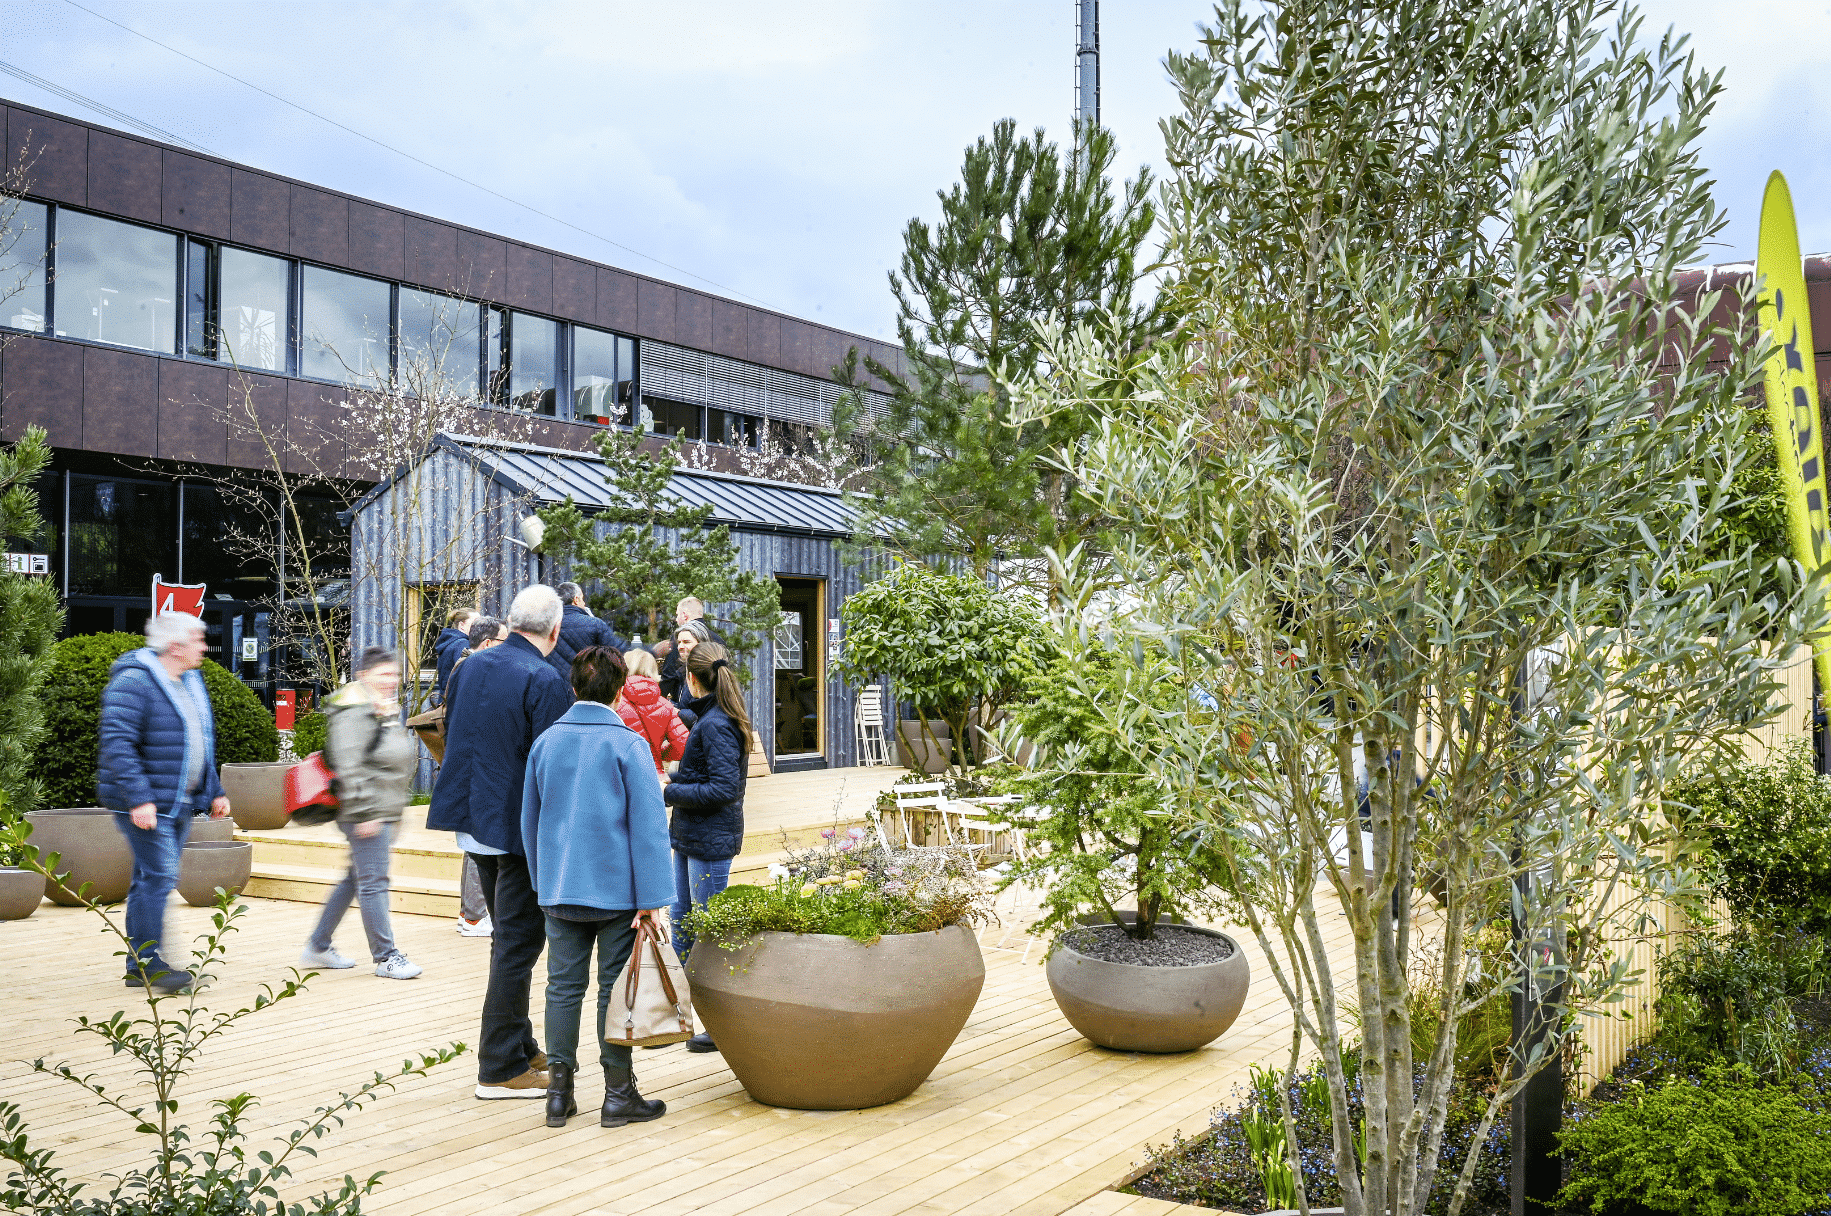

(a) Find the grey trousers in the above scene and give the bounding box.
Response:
[308,820,398,962]
[460,854,487,921]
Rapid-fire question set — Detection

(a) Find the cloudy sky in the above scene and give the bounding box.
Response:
[2,0,1825,342]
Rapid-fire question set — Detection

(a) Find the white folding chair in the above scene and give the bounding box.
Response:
[945,794,1029,861]
[886,781,952,849]
[855,684,891,767]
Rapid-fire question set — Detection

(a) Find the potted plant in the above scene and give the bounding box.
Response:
[996,646,1249,1053]
[684,828,995,1109]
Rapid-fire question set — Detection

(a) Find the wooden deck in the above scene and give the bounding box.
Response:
[1,768,1360,1216]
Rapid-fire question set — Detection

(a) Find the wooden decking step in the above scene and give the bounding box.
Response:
[245,862,462,919]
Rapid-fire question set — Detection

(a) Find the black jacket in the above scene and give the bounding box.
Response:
[659,620,725,703]
[427,633,574,855]
[547,604,628,682]
[664,694,747,861]
[433,627,470,696]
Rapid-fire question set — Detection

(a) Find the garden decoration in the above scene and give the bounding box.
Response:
[23,807,132,906]
[684,826,994,1109]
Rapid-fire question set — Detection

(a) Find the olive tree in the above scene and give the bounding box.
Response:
[1006,3,1821,1214]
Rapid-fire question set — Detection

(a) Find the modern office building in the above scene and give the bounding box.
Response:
[0,99,900,764]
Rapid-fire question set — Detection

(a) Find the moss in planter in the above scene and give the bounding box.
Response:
[33,632,279,809]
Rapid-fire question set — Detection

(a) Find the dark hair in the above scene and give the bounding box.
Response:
[466,615,504,649]
[684,641,751,754]
[355,646,399,675]
[571,645,627,705]
[555,581,583,603]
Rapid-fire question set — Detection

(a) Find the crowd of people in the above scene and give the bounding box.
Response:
[96,586,753,1129]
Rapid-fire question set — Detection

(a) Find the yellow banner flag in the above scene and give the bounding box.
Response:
[1756,170,1831,688]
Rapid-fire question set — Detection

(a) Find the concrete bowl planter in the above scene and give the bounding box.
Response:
[687,924,986,1109]
[0,867,44,919]
[220,762,293,830]
[177,841,254,907]
[1046,916,1250,1053]
[24,808,134,906]
[187,816,237,844]
[894,720,953,774]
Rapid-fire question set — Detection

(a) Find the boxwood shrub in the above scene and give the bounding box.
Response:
[34,632,279,809]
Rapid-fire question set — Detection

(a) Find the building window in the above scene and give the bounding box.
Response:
[52,210,178,353]
[572,326,636,425]
[66,475,178,598]
[218,248,291,371]
[644,396,702,441]
[180,482,277,599]
[490,309,557,414]
[398,289,480,399]
[301,265,390,382]
[708,409,760,449]
[1,199,50,332]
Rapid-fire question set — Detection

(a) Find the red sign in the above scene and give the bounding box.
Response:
[274,689,296,731]
[151,576,207,618]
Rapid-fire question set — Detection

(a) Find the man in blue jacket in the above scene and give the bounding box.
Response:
[429,584,574,1100]
[545,582,627,682]
[98,612,232,992]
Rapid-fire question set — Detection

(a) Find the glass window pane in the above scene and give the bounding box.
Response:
[185,240,213,357]
[67,476,178,598]
[572,325,628,424]
[646,397,702,441]
[2,199,49,332]
[709,409,759,448]
[181,483,275,599]
[52,210,178,352]
[301,265,389,382]
[509,312,557,414]
[219,248,291,372]
[398,289,479,399]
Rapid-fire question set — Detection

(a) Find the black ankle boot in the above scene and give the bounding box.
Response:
[544,1060,577,1128]
[600,1065,666,1128]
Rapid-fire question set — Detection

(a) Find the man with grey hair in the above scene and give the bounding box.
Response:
[429,584,573,1099]
[545,581,627,682]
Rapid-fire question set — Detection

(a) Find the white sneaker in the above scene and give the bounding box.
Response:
[457,914,493,938]
[375,951,423,980]
[300,945,355,969]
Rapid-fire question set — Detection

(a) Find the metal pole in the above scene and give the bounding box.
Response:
[1510,649,1564,1216]
[1075,0,1100,130]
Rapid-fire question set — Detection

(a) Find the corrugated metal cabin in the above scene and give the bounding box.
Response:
[348,432,869,771]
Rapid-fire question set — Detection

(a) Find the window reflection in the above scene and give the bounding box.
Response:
[398,289,480,398]
[645,397,703,441]
[67,476,178,597]
[53,210,178,353]
[508,311,557,414]
[185,240,213,357]
[708,409,759,448]
[572,326,635,424]
[1,200,50,332]
[301,265,389,382]
[219,248,291,371]
[181,482,276,598]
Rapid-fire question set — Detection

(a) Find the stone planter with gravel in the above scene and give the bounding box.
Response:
[1046,911,1250,1053]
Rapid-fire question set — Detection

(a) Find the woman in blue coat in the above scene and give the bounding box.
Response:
[521,646,673,1129]
[664,640,752,1053]
[97,612,232,992]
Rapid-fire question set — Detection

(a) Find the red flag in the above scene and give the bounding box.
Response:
[151,576,207,618]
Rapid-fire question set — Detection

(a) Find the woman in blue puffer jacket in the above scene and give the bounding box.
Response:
[664,641,752,1053]
[97,612,231,992]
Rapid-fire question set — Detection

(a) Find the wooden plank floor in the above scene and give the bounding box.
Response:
[0,866,1360,1215]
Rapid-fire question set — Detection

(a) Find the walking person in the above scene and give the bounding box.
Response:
[97,612,232,992]
[616,648,689,776]
[546,582,627,682]
[427,584,574,1099]
[664,641,753,1053]
[300,648,422,979]
[454,614,507,939]
[522,646,673,1128]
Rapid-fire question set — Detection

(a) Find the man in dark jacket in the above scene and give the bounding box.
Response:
[433,607,478,700]
[428,585,573,1100]
[98,612,232,992]
[657,596,723,702]
[545,582,626,681]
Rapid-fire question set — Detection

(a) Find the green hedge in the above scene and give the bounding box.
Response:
[34,632,279,809]
[291,710,327,759]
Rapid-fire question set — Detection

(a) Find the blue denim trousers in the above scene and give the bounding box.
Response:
[307,820,398,962]
[113,806,195,970]
[670,851,732,960]
[543,912,638,1074]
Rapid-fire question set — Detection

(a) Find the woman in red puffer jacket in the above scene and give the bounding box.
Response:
[616,648,690,775]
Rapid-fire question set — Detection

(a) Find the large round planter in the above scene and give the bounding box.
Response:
[1046,918,1250,1053]
[0,868,44,919]
[895,720,953,774]
[177,841,253,907]
[187,815,237,844]
[220,762,292,830]
[687,924,985,1109]
[24,808,134,906]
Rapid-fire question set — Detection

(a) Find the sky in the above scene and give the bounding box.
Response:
[0,0,1826,343]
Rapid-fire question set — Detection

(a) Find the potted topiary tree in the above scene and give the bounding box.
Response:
[684,829,995,1109]
[996,645,1249,1053]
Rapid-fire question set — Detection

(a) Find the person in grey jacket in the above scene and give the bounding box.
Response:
[301,647,423,980]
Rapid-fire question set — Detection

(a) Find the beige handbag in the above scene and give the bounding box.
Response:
[610,917,695,1047]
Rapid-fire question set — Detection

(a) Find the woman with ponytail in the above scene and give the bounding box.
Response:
[664,641,753,1053]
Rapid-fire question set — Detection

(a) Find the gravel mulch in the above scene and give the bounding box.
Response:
[1059,923,1234,967]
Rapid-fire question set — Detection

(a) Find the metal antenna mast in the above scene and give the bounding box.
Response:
[1075,0,1100,132]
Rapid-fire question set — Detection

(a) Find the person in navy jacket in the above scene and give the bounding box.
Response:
[545,582,627,682]
[664,640,753,1053]
[97,612,231,992]
[432,606,477,699]
[521,645,673,1129]
[428,585,573,1100]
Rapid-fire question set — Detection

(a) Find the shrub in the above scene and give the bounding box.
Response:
[1558,1065,1831,1216]
[1665,740,1831,935]
[0,426,64,843]
[1652,926,1815,1078]
[291,709,328,758]
[34,632,279,808]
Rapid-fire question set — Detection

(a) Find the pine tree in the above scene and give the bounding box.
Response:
[537,426,780,668]
[0,425,65,832]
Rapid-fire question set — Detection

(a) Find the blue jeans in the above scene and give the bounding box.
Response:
[308,821,398,962]
[543,912,637,1074]
[113,806,195,970]
[670,851,731,960]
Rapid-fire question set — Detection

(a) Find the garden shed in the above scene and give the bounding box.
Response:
[347,432,870,770]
